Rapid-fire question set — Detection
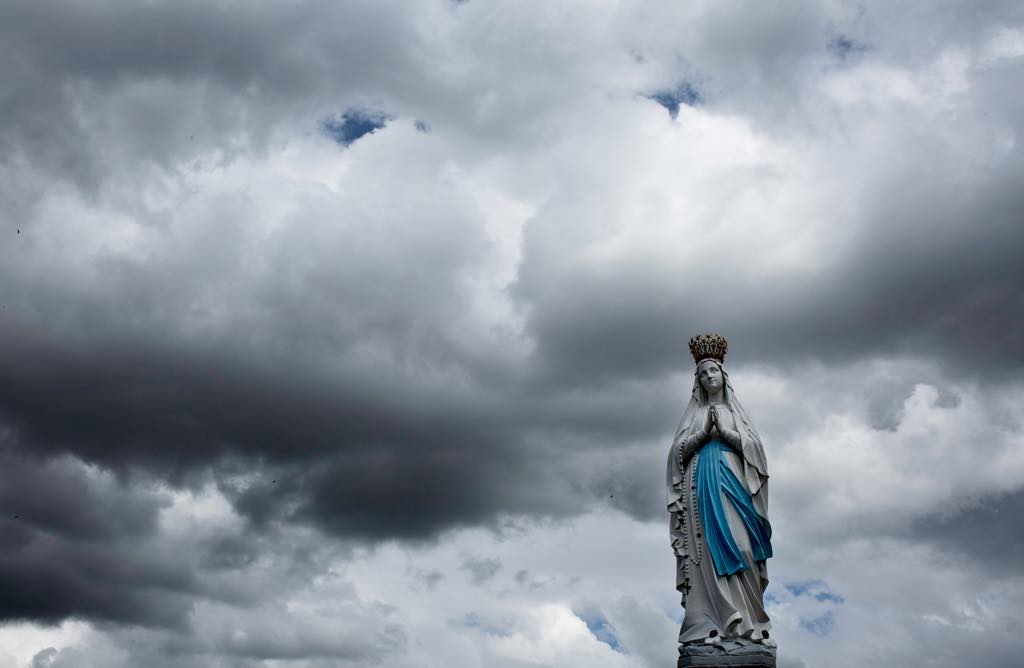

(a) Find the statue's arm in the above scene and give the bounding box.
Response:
[718,426,744,453]
[677,428,709,467]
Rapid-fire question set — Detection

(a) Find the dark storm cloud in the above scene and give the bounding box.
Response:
[910,488,1024,577]
[0,453,198,627]
[0,448,405,647]
[0,455,162,541]
[222,433,583,540]
[0,527,197,629]
[0,314,609,541]
[0,329,481,474]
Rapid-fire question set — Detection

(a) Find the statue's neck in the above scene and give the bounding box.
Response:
[706,389,724,405]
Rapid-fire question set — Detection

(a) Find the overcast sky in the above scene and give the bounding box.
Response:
[1,1,1023,667]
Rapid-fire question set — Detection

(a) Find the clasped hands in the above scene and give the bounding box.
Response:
[698,405,742,450]
[678,404,743,466]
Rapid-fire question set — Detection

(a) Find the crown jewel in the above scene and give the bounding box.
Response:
[689,333,728,365]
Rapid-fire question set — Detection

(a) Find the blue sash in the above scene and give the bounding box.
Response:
[696,439,773,577]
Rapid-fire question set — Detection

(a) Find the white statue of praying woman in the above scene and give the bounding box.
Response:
[667,333,775,654]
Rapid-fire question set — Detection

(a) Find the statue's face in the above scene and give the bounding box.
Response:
[698,361,723,393]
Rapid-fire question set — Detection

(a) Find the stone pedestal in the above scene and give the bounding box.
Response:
[678,640,776,667]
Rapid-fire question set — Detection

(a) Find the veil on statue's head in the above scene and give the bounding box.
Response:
[667,335,770,515]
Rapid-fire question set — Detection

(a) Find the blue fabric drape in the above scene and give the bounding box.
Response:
[696,439,773,577]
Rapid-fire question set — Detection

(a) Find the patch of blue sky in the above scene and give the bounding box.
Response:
[799,610,837,637]
[828,34,868,62]
[661,603,684,625]
[785,579,845,604]
[814,590,845,604]
[647,81,702,119]
[321,108,392,147]
[460,612,511,638]
[574,609,625,653]
[659,591,684,624]
[784,580,820,597]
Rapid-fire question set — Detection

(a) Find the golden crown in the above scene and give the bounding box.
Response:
[689,333,728,365]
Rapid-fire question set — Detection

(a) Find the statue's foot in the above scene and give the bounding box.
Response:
[749,631,776,648]
[703,630,721,645]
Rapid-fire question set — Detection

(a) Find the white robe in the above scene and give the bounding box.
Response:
[668,441,771,643]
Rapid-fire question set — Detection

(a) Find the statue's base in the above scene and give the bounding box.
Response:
[678,640,776,667]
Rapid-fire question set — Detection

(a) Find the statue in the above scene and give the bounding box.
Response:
[667,334,776,667]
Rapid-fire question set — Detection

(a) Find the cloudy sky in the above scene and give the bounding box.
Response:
[1,1,1023,666]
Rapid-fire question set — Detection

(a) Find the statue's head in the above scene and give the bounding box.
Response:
[689,333,728,398]
[697,358,724,394]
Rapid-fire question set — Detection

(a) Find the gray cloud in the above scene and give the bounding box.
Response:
[0,0,432,191]
[1,1,1023,666]
[513,134,1024,389]
[910,487,1024,577]
[0,454,197,627]
[461,556,502,585]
